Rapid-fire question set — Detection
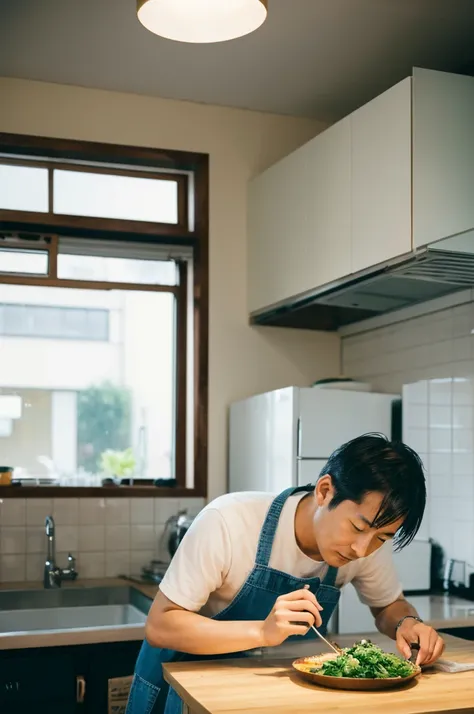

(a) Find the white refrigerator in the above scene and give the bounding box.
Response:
[229,386,399,493]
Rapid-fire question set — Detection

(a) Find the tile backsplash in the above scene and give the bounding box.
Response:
[0,497,204,583]
[342,302,474,393]
[342,300,474,575]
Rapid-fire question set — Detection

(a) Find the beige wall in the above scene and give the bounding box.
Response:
[0,78,340,499]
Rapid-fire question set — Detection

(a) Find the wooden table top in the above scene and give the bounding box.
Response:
[164,633,474,714]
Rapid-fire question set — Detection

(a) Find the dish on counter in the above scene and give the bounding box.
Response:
[292,640,421,691]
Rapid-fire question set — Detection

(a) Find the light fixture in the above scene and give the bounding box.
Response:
[137,0,268,44]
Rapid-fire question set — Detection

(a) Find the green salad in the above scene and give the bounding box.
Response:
[312,640,417,679]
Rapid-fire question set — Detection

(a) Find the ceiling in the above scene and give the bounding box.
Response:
[1,0,474,121]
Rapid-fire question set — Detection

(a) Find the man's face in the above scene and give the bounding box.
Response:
[312,476,404,567]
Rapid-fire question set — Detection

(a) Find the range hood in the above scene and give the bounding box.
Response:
[250,230,474,331]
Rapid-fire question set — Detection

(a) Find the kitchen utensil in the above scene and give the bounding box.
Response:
[292,653,421,691]
[409,642,420,665]
[309,625,341,655]
[158,510,194,562]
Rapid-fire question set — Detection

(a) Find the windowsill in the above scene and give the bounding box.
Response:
[0,485,204,498]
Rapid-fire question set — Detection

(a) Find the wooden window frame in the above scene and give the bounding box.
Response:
[0,133,209,500]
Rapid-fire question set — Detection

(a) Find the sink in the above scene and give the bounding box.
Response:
[0,586,151,635]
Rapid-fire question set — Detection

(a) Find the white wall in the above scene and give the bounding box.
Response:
[0,77,341,500]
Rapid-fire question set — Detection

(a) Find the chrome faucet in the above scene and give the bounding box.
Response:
[44,515,78,589]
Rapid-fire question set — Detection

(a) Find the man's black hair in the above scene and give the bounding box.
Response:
[319,433,426,550]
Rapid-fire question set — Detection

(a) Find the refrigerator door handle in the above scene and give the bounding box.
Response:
[296,417,301,459]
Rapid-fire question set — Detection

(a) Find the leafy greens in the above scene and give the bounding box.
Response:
[312,640,417,679]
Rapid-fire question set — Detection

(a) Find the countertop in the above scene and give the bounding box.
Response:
[163,633,474,714]
[0,579,473,651]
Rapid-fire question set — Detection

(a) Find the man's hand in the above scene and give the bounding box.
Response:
[260,589,323,647]
[396,619,445,666]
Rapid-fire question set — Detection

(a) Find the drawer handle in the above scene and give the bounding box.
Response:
[76,675,86,704]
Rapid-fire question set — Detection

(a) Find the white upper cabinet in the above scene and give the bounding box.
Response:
[248,68,474,316]
[248,117,351,314]
[351,77,412,274]
[412,68,474,249]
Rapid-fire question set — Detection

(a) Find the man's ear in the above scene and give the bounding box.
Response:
[315,474,335,507]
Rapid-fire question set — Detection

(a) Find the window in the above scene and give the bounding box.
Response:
[53,169,179,224]
[0,304,109,341]
[0,134,208,498]
[0,251,184,486]
[0,247,49,275]
[0,164,49,213]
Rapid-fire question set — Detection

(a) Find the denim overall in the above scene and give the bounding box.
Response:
[126,485,340,714]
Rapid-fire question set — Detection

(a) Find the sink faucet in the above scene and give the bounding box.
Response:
[44,515,78,589]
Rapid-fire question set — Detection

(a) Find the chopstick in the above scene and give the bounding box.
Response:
[310,625,342,655]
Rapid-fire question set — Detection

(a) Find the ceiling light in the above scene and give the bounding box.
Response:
[137,0,268,44]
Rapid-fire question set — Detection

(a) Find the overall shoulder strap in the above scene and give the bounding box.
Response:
[255,485,314,567]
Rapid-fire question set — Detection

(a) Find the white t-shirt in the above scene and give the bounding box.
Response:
[159,492,403,617]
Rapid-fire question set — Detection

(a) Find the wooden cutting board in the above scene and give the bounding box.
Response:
[163,635,474,714]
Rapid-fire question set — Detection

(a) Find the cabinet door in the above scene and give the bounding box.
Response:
[413,68,474,249]
[351,77,412,274]
[248,117,351,313]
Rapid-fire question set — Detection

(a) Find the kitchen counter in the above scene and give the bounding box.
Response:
[163,633,474,714]
[0,579,472,651]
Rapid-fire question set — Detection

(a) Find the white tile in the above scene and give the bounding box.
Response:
[26,553,44,582]
[131,499,154,525]
[453,452,474,476]
[26,499,53,526]
[26,526,45,554]
[154,525,167,560]
[105,499,130,525]
[453,428,474,452]
[1,527,26,554]
[130,550,154,575]
[452,474,474,499]
[56,525,78,553]
[429,520,453,561]
[452,522,474,564]
[154,499,180,525]
[453,406,474,429]
[428,452,452,476]
[403,428,428,454]
[428,405,451,428]
[429,427,452,453]
[428,379,453,406]
[180,498,205,517]
[403,381,428,405]
[79,498,106,525]
[403,404,428,429]
[453,377,474,405]
[0,499,26,526]
[452,498,473,522]
[130,525,155,551]
[429,474,452,499]
[78,525,105,552]
[53,499,79,525]
[1,554,26,582]
[78,552,105,579]
[105,551,130,578]
[105,525,130,551]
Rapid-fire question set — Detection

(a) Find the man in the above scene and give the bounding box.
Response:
[127,434,444,714]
